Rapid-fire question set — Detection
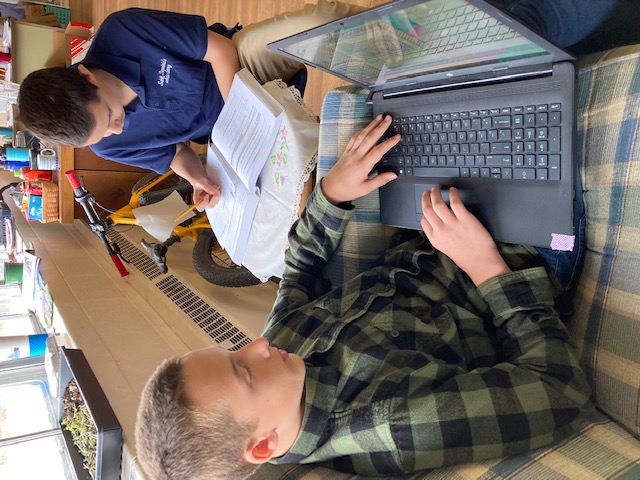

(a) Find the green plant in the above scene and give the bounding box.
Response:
[61,379,98,479]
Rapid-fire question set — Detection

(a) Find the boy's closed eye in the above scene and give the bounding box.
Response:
[232,356,252,385]
[242,365,252,385]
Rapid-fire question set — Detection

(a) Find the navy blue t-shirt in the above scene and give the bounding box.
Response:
[83,8,224,173]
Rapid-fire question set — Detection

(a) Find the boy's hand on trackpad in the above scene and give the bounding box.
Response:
[420,186,511,286]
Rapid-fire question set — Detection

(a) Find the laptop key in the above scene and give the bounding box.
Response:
[412,167,460,178]
[549,155,561,180]
[514,168,535,180]
[486,154,512,166]
[549,127,561,152]
[491,142,512,153]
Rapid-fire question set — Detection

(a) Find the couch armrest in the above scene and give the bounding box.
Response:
[570,44,640,438]
[316,87,398,286]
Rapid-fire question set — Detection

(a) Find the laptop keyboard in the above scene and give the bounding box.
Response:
[381,103,562,181]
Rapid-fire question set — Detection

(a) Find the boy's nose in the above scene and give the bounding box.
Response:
[247,337,271,357]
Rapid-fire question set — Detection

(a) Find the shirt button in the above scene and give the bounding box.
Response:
[391,330,400,338]
[153,101,160,107]
[385,285,391,292]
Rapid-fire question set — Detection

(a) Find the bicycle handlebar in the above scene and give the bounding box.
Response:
[64,170,82,190]
[110,253,129,277]
[65,170,129,277]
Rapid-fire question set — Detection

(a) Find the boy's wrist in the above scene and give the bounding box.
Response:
[469,261,512,286]
[319,178,352,208]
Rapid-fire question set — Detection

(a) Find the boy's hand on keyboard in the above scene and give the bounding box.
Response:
[420,186,511,286]
[322,115,400,205]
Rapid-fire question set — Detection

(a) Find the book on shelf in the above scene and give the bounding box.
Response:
[205,68,284,265]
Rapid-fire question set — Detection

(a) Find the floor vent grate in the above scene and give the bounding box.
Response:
[156,276,252,351]
[103,231,251,350]
[107,230,162,280]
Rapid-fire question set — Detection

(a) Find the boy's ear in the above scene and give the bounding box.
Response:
[243,430,278,465]
[77,64,98,85]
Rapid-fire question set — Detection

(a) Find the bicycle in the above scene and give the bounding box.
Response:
[64,169,261,287]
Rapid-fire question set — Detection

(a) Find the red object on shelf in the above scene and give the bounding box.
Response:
[21,181,42,196]
[22,168,52,182]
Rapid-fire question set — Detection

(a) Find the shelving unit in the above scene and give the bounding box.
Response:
[8,2,146,224]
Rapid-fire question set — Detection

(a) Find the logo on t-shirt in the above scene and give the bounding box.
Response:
[158,58,172,86]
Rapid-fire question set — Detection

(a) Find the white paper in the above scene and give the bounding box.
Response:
[210,69,284,189]
[205,145,259,264]
[132,191,194,242]
[22,250,41,307]
[205,69,282,265]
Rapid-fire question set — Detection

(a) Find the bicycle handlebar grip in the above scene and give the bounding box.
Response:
[64,170,81,189]
[110,254,129,277]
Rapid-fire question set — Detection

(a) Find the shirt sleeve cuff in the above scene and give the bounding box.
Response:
[477,267,556,326]
[304,181,354,223]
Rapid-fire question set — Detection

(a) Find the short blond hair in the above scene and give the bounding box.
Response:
[135,357,259,480]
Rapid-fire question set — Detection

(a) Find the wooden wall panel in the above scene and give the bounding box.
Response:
[90,0,387,115]
[74,147,148,172]
[71,170,147,218]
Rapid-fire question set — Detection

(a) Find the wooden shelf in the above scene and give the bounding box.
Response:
[58,147,75,224]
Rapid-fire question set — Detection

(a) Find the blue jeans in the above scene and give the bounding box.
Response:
[492,0,620,48]
[536,170,586,296]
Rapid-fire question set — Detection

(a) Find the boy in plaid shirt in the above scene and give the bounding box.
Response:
[136,115,592,480]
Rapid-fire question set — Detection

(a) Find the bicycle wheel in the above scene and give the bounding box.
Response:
[192,229,261,287]
[132,172,193,206]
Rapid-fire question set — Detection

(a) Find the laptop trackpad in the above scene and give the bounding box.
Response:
[413,183,485,225]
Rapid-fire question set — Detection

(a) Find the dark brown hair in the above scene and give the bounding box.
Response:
[17,67,99,147]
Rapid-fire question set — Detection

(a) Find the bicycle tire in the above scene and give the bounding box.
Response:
[192,229,261,287]
[131,171,163,195]
[132,172,193,206]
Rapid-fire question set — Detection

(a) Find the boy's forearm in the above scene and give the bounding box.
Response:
[169,143,204,183]
[269,184,353,318]
[204,31,240,100]
[479,267,592,408]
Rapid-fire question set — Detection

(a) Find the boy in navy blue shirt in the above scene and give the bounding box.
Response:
[17,1,363,210]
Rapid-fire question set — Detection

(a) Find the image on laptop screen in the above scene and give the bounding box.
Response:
[279,0,548,88]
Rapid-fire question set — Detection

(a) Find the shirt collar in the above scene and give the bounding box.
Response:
[270,369,334,464]
[80,52,145,103]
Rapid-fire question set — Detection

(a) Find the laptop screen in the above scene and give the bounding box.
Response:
[277,0,549,89]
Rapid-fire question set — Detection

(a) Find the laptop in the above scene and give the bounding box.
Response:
[267,0,577,249]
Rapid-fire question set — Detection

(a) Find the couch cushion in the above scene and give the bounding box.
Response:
[316,87,398,286]
[570,45,640,438]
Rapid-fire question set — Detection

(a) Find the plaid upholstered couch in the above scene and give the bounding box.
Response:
[251,45,640,479]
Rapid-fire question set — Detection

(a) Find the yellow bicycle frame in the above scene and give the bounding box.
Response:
[107,170,212,242]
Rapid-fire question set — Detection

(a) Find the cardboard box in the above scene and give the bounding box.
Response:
[20,5,60,26]
[27,194,43,221]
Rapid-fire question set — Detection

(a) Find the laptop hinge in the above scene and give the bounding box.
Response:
[382,63,554,99]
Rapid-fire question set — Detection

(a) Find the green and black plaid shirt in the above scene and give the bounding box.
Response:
[263,186,593,476]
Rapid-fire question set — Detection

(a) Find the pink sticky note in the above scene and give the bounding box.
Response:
[550,234,575,251]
